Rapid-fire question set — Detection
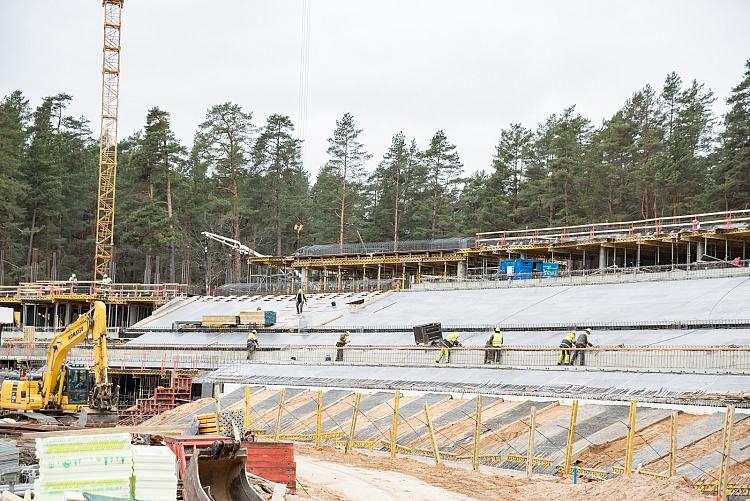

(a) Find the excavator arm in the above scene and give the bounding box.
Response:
[40,301,113,410]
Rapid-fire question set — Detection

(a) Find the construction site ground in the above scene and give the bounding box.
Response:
[293,445,704,500]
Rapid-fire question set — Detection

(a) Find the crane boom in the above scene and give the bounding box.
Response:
[201,232,269,258]
[93,0,124,280]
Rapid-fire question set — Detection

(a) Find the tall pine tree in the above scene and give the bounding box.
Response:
[713,59,750,210]
[192,103,254,280]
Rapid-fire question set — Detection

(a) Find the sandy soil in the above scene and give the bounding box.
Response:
[573,411,705,468]
[295,444,705,501]
[476,402,569,454]
[283,392,357,435]
[357,395,419,442]
[409,399,508,452]
[251,390,316,432]
[647,416,750,475]
[394,395,453,442]
[295,456,474,501]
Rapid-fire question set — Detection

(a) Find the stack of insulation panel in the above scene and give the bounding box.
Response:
[0,440,20,476]
[132,445,177,500]
[33,433,133,501]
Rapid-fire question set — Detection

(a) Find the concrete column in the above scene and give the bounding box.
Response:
[301,267,309,290]
[599,245,606,269]
[636,242,641,268]
[696,239,704,262]
[457,261,467,280]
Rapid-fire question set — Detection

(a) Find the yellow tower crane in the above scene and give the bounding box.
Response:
[93,0,124,280]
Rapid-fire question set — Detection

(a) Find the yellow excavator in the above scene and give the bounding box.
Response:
[0,301,115,413]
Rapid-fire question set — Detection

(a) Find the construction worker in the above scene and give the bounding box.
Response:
[558,331,576,366]
[435,332,461,364]
[68,273,78,283]
[246,329,258,360]
[336,331,350,362]
[485,327,504,364]
[101,273,112,285]
[570,328,594,366]
[295,289,307,314]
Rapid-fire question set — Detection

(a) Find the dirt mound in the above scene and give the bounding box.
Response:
[545,475,704,501]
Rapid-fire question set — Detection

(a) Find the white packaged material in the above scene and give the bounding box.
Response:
[34,433,133,500]
[132,445,177,501]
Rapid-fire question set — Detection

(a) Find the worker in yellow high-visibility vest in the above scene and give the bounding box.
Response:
[435,332,461,364]
[558,331,576,365]
[486,327,504,364]
[246,330,258,360]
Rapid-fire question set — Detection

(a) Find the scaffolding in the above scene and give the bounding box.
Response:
[248,209,750,291]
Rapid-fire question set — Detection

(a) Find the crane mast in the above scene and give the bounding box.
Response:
[93,0,124,280]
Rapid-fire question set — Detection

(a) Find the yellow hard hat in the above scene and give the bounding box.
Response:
[494,327,501,333]
[586,328,592,334]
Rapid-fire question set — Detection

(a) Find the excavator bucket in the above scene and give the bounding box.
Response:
[183,441,264,501]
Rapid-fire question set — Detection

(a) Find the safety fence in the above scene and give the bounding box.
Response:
[2,344,750,374]
[205,386,750,498]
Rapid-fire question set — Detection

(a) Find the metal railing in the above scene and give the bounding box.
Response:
[414,260,750,290]
[475,209,750,247]
[294,237,474,257]
[2,344,749,374]
[0,281,195,300]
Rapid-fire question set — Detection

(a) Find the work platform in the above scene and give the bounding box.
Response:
[0,281,193,329]
[248,209,750,291]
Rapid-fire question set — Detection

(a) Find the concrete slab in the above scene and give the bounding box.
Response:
[198,364,750,406]
[327,276,750,327]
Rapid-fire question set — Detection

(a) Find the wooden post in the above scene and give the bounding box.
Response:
[273,388,286,441]
[669,412,678,477]
[526,406,537,478]
[473,394,482,471]
[424,402,440,465]
[718,405,736,501]
[390,391,401,458]
[345,393,361,454]
[214,383,221,436]
[243,385,251,433]
[563,400,579,475]
[315,390,323,448]
[624,400,637,475]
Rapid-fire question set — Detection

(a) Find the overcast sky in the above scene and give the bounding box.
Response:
[2,0,749,177]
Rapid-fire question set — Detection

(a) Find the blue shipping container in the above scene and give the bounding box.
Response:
[542,262,560,278]
[500,259,557,279]
[264,311,277,326]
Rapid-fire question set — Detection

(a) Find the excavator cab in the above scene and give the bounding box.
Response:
[63,366,90,406]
